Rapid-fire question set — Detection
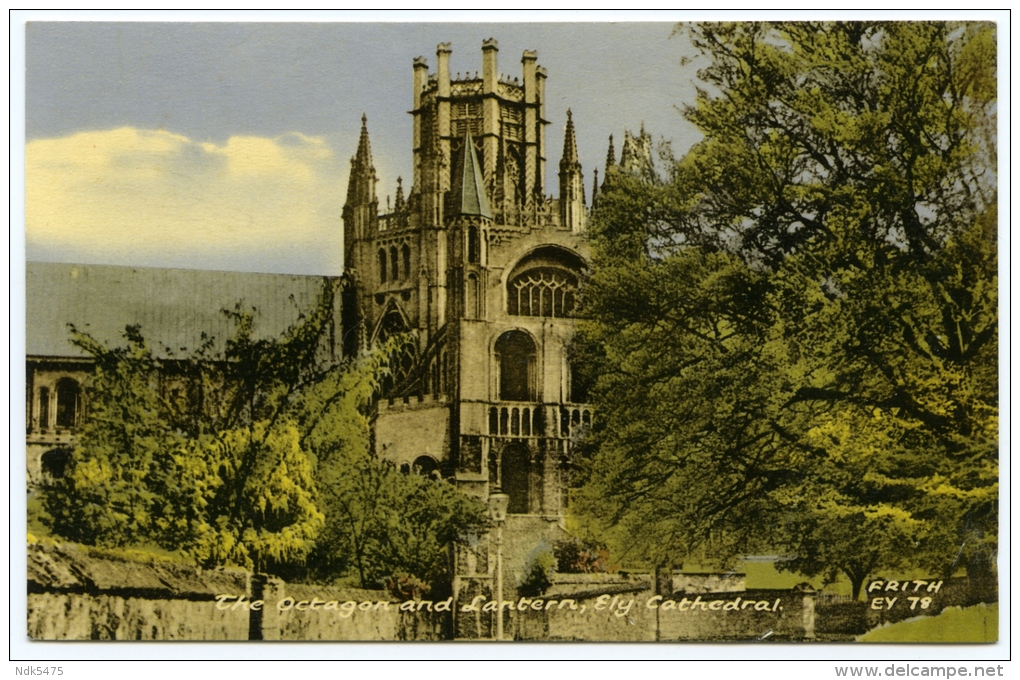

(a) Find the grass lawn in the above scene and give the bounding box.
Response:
[858,603,998,643]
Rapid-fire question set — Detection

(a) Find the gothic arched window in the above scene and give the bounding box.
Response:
[495,330,536,402]
[466,273,479,319]
[390,245,399,281]
[38,387,50,430]
[376,307,416,396]
[55,378,81,429]
[377,308,407,343]
[508,268,577,317]
[468,227,479,264]
[506,246,584,318]
[378,249,387,283]
[401,244,411,280]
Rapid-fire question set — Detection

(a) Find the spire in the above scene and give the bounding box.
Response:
[355,113,373,169]
[455,132,492,219]
[562,108,579,164]
[605,134,616,170]
[591,167,599,204]
[345,114,378,208]
[395,176,405,210]
[342,113,379,259]
[558,109,586,233]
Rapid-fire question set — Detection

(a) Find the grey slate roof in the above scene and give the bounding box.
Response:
[27,262,339,359]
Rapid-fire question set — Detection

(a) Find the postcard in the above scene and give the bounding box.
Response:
[23,18,999,645]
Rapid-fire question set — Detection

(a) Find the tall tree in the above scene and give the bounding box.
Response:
[573,21,997,598]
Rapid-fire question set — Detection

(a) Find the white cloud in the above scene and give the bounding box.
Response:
[26,127,347,275]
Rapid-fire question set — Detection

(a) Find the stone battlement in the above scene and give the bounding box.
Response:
[378,394,448,412]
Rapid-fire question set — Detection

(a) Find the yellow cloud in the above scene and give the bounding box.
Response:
[28,127,192,171]
[26,127,345,274]
[209,133,332,179]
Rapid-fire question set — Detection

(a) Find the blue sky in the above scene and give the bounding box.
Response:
[25,21,705,275]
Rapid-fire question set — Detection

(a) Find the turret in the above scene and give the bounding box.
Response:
[521,49,539,205]
[558,109,586,233]
[620,124,655,181]
[412,56,428,191]
[437,43,452,197]
[481,39,500,186]
[536,65,548,200]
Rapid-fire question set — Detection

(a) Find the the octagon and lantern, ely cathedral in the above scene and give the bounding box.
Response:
[341,39,647,632]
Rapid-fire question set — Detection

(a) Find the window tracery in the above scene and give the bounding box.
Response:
[508,267,577,317]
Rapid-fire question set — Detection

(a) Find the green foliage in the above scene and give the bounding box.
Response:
[518,542,556,597]
[44,280,487,585]
[310,443,488,595]
[45,300,336,571]
[27,494,53,537]
[553,537,612,574]
[294,326,488,594]
[47,325,188,549]
[574,22,997,597]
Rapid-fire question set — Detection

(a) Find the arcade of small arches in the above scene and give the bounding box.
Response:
[487,404,591,439]
[378,242,413,284]
[399,454,441,479]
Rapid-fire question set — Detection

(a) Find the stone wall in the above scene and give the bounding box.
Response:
[26,543,443,641]
[673,571,746,594]
[27,543,829,642]
[28,591,251,641]
[28,542,251,640]
[266,581,445,641]
[655,589,816,641]
[540,577,658,642]
[492,575,817,642]
[375,397,450,469]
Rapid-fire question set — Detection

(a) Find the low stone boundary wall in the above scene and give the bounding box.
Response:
[27,543,444,641]
[486,578,816,641]
[34,543,981,641]
[655,588,815,641]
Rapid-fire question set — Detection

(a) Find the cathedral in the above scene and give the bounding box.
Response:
[343,40,594,524]
[26,38,656,633]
